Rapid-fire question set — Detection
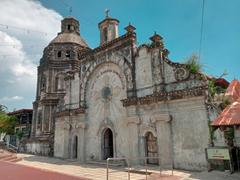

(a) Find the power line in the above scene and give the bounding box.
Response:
[0,54,42,58]
[0,23,55,36]
[199,0,205,61]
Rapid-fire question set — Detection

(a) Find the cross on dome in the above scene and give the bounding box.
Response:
[105,8,110,18]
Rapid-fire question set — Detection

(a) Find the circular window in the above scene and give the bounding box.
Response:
[101,87,111,99]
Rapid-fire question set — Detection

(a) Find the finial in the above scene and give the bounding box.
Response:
[105,9,110,18]
[150,32,163,42]
[124,23,136,34]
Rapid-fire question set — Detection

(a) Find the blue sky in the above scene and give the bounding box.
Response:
[40,0,240,79]
[0,0,239,111]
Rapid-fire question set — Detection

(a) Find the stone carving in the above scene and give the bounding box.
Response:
[174,67,189,81]
[63,123,71,130]
[82,52,133,102]
[152,51,162,84]
[89,70,123,119]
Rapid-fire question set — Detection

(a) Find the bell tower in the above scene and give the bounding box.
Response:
[61,17,80,34]
[98,9,119,45]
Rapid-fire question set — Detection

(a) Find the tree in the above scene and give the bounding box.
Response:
[0,112,17,135]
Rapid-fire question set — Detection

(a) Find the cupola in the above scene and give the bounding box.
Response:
[98,10,119,45]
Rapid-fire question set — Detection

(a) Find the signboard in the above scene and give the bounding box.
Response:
[206,148,230,160]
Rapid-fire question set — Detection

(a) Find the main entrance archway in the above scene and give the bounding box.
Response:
[103,128,113,160]
[145,132,158,164]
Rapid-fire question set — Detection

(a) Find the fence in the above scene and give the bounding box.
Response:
[106,157,173,180]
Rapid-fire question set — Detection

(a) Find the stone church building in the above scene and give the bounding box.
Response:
[27,14,210,170]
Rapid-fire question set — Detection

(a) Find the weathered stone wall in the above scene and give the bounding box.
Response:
[135,46,153,97]
[26,142,50,156]
[169,97,209,170]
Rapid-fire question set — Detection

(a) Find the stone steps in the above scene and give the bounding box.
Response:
[0,149,22,163]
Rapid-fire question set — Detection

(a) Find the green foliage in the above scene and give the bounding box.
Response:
[0,112,18,135]
[208,80,217,97]
[185,54,203,73]
[16,131,24,140]
[208,120,216,146]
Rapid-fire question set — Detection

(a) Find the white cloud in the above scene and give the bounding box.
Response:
[0,31,35,77]
[0,96,24,102]
[0,0,63,110]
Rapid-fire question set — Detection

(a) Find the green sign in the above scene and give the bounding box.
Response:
[207,148,230,160]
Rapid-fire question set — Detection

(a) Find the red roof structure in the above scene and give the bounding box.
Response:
[212,100,240,126]
[212,80,240,126]
[225,79,240,102]
[214,78,229,89]
[7,109,33,116]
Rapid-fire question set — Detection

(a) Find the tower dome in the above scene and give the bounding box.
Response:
[50,17,88,48]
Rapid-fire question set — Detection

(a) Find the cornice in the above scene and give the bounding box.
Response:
[79,32,136,59]
[121,86,207,107]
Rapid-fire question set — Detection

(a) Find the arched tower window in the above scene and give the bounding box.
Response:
[66,50,70,58]
[55,74,65,91]
[67,24,71,30]
[40,76,46,91]
[103,27,108,42]
[57,51,62,58]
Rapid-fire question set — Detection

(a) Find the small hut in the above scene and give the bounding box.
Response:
[211,80,240,172]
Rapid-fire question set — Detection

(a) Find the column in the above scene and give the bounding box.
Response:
[151,114,173,169]
[127,116,140,165]
[63,123,70,158]
[76,122,86,163]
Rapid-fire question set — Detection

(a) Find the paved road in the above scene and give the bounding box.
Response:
[0,161,89,180]
[15,154,240,180]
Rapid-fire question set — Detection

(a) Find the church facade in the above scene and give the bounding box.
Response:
[28,15,211,170]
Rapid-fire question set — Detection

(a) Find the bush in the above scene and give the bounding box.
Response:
[185,54,203,73]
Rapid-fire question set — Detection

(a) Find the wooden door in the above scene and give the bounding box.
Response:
[146,132,158,164]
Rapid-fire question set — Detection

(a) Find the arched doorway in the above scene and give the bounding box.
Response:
[145,132,158,164]
[73,136,78,159]
[103,128,113,160]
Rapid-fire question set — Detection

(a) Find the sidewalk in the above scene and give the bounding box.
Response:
[16,154,240,180]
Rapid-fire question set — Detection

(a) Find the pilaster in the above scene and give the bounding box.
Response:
[151,114,173,168]
[127,116,140,165]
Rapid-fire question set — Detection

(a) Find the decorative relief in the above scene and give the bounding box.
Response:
[81,53,133,102]
[87,64,126,126]
[121,86,207,107]
[152,51,162,84]
[140,123,157,137]
[63,123,71,130]
[174,67,189,81]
